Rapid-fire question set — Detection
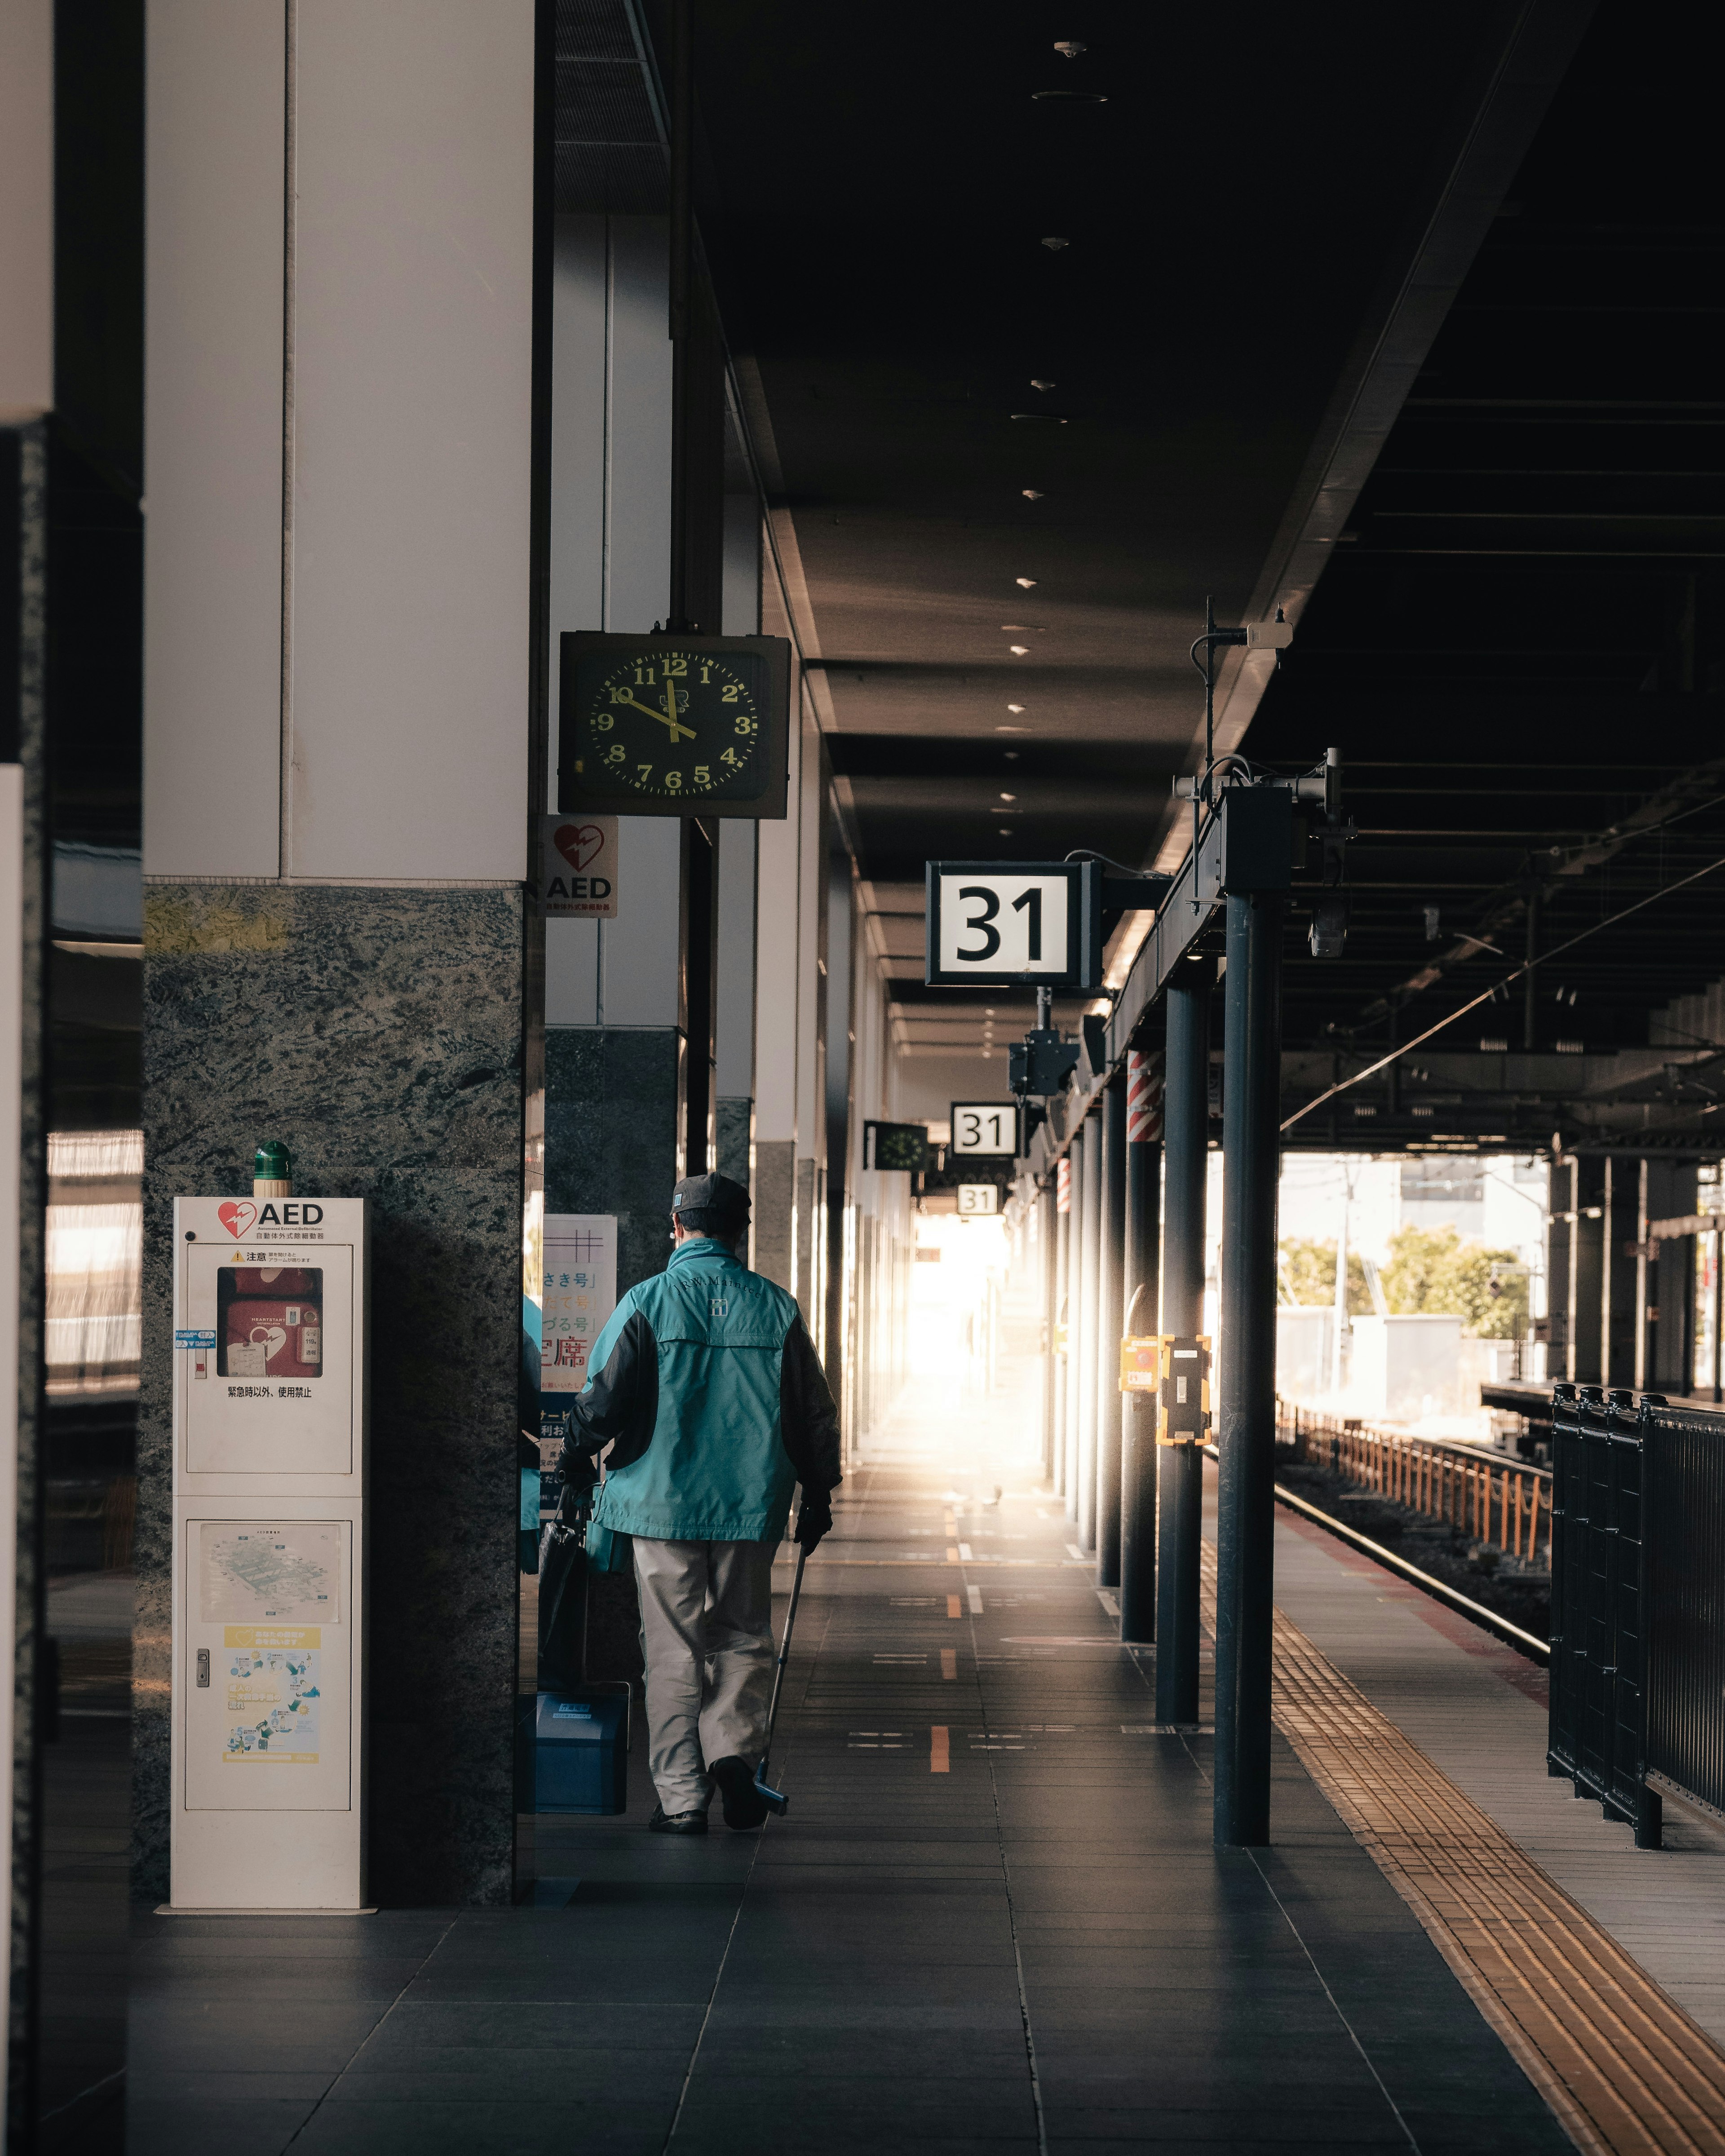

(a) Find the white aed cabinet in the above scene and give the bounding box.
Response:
[169,1195,368,1909]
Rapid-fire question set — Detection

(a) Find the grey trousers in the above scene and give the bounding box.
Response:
[632,1535,777,1814]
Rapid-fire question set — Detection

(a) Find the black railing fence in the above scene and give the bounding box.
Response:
[1549,1383,1725,1850]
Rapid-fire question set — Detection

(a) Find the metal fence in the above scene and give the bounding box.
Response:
[1643,1397,1725,1827]
[1548,1383,1725,1850]
[1278,1401,1551,1566]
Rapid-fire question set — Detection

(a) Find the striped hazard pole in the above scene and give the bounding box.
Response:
[1127,1051,1163,1144]
[1121,1051,1164,1642]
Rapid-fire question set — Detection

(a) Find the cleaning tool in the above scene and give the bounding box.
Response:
[752,1532,809,1816]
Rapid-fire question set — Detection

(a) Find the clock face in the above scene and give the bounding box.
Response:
[568,648,768,806]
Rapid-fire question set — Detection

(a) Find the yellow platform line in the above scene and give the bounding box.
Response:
[1199,1545,1725,2155]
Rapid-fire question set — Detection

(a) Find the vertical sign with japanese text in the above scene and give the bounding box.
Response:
[541,1215,618,1392]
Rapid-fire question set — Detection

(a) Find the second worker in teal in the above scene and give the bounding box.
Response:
[561,1172,840,1833]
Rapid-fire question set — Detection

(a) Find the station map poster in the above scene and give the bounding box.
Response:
[199,1520,343,1623]
[542,1215,618,1393]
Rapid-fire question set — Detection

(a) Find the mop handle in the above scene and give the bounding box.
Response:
[759,1536,809,1780]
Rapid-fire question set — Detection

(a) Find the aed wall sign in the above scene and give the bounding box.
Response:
[541,813,619,919]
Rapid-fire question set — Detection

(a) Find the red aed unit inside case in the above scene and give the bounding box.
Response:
[221,1299,323,1379]
[229,1266,319,1299]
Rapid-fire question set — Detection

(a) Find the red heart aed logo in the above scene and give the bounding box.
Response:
[553,822,606,874]
[218,1201,257,1239]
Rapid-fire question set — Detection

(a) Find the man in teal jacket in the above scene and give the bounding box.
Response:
[562,1172,840,1833]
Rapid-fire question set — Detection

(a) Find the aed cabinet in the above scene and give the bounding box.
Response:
[169,1196,368,1910]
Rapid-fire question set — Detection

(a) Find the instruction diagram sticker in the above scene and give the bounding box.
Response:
[199,1521,343,1625]
[221,1626,322,1763]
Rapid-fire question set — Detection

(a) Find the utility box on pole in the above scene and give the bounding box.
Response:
[169,1195,369,1910]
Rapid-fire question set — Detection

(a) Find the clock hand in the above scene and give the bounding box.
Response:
[615,690,696,743]
[662,676,700,744]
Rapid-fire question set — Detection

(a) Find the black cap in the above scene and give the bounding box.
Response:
[671,1172,751,1233]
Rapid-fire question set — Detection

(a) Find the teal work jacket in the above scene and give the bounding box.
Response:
[567,1239,841,1543]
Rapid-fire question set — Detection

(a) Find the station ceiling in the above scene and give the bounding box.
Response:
[677,2,1725,1141]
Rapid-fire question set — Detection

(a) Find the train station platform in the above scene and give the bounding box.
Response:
[128,1385,1725,2156]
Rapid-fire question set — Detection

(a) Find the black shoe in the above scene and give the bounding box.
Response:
[708,1755,770,1830]
[648,1802,708,1835]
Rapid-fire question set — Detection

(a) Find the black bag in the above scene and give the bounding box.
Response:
[536,1519,589,1692]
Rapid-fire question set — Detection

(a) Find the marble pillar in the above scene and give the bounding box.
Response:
[136,884,527,1905]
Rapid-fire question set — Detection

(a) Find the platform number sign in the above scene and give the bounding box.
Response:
[924,861,1101,989]
[951,1102,1017,1158]
[957,1184,1001,1217]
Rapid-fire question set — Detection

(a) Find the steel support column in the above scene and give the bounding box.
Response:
[1157,960,1211,1723]
[1054,1180,1071,1497]
[1070,1125,1091,1529]
[1076,1119,1101,1551]
[1038,1184,1057,1482]
[1120,1118,1161,1643]
[1215,892,1283,1849]
[1097,1074,1127,1586]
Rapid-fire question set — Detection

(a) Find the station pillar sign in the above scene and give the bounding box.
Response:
[170,1194,369,1910]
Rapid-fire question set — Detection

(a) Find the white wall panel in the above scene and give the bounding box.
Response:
[0,0,53,422]
[603,219,672,633]
[288,0,533,880]
[143,0,285,878]
[597,817,680,1026]
[545,919,599,1026]
[548,215,608,798]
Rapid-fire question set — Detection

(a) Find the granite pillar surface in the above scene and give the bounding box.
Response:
[751,1138,794,1291]
[544,1026,681,1296]
[137,883,527,1906]
[715,1093,752,1190]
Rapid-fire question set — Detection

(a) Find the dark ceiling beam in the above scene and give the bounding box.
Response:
[1184,0,1602,856]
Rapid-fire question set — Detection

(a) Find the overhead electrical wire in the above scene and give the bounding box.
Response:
[1283,850,1725,1133]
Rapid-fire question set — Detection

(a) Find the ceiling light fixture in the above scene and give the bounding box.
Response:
[1006,703,1026,712]
[1041,237,1070,251]
[995,726,1029,733]
[1015,578,1037,589]
[998,828,1013,837]
[1030,379,1056,390]
[1003,752,1020,761]
[1010,413,1066,424]
[1002,624,1032,630]
[1053,40,1087,57]
[1022,489,1044,500]
[1000,793,1016,802]
[1008,645,1029,655]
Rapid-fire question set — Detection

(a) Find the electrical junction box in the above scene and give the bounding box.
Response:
[169,1195,368,1910]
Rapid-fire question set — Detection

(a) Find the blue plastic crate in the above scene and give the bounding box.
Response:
[523,1689,628,1814]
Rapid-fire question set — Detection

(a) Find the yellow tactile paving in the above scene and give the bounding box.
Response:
[1199,1544,1725,2156]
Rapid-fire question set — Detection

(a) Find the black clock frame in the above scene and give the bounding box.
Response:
[557,630,792,819]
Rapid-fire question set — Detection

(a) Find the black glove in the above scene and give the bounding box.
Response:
[795,1493,833,1551]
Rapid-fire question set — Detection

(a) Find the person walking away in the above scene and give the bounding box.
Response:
[560,1173,840,1833]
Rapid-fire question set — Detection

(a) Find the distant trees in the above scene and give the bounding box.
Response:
[1278,1238,1371,1315]
[1278,1224,1528,1336]
[1380,1224,1528,1337]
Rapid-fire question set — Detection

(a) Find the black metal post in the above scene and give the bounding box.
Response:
[1040,1182,1057,1481]
[1052,1181,1065,1500]
[1157,961,1211,1723]
[667,0,694,630]
[1214,891,1284,1848]
[1076,1120,1101,1551]
[1097,1075,1127,1587]
[1120,1109,1161,1644]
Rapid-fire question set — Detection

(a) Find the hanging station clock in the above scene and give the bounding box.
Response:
[558,632,792,819]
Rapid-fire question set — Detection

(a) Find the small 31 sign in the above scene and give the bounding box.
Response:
[956,1184,1001,1217]
[542,814,619,919]
[951,1102,1018,1157]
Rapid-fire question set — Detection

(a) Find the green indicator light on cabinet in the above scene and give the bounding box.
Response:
[253,1139,294,1199]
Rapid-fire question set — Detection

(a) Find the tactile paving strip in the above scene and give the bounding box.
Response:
[1200,1545,1725,2156]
